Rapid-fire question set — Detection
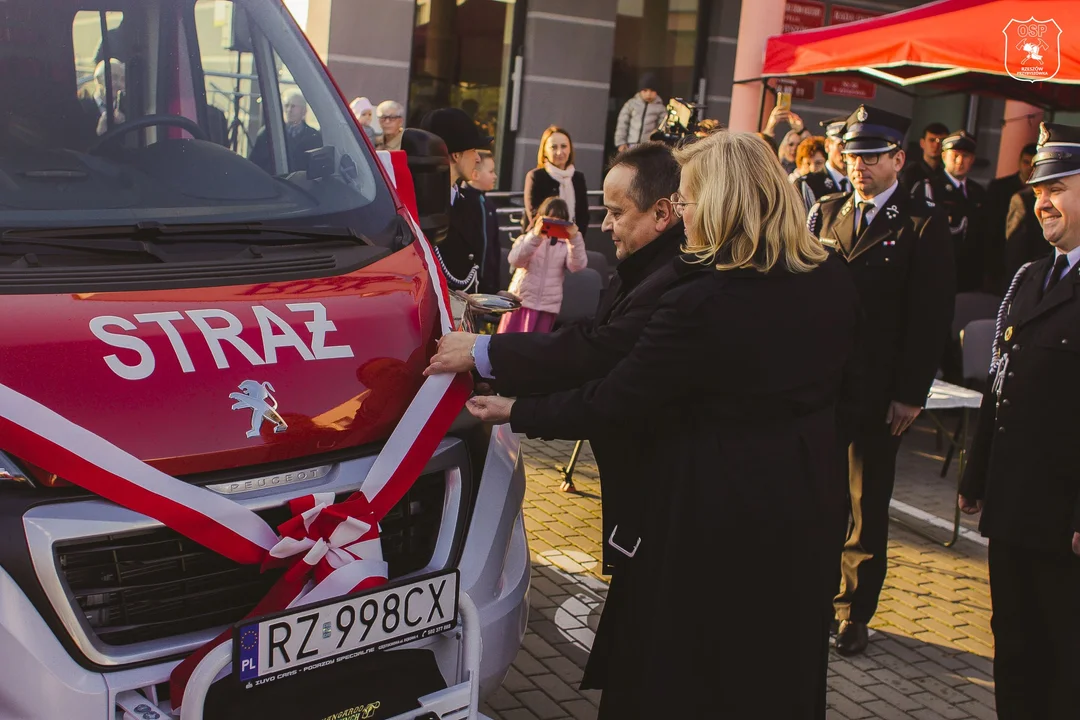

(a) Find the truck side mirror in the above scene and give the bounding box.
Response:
[400,128,451,244]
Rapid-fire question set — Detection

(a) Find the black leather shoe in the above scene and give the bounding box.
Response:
[835,620,869,656]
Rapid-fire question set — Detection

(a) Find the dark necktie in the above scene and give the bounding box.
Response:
[960,181,967,199]
[858,201,875,236]
[840,178,850,193]
[1044,253,1071,296]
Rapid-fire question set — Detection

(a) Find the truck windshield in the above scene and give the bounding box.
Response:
[0,0,396,250]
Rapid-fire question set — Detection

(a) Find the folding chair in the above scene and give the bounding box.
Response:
[554,268,603,490]
[585,250,610,288]
[556,267,603,326]
[940,318,995,476]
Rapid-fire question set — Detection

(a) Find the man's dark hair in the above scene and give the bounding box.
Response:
[1020,142,1038,158]
[922,122,948,138]
[606,142,681,212]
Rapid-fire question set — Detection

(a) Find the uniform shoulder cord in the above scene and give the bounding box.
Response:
[431,245,479,292]
[990,262,1033,398]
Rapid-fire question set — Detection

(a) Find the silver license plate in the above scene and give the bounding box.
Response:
[235,570,459,687]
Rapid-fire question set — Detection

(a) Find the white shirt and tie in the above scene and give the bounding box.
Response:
[1044,245,1080,292]
[852,180,899,235]
[944,169,969,198]
[826,163,851,194]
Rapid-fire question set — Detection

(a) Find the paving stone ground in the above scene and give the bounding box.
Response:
[480,410,997,720]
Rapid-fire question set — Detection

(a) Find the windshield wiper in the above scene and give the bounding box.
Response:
[2,221,370,246]
[0,236,169,263]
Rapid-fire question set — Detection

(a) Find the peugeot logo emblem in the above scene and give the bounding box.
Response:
[230,380,288,438]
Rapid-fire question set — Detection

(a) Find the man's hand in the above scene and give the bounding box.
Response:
[618,144,628,152]
[96,110,126,136]
[424,332,478,376]
[958,495,983,515]
[467,395,514,424]
[1073,531,1080,557]
[886,401,922,436]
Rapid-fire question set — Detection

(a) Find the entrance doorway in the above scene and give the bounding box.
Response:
[605,0,706,159]
[408,0,524,189]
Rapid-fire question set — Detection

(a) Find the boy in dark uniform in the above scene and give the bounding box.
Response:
[807,105,956,656]
[930,130,989,292]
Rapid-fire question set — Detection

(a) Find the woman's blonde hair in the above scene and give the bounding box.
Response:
[673,131,829,274]
[779,129,802,161]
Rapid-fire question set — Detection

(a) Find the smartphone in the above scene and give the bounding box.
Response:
[540,217,573,239]
[776,90,792,113]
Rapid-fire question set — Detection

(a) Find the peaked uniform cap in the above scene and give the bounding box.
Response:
[942,130,977,154]
[841,105,910,155]
[820,115,848,140]
[1028,122,1080,185]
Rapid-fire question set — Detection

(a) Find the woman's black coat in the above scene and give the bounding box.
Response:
[522,166,590,237]
[511,252,859,718]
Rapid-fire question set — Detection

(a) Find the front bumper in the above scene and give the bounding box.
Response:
[0,426,528,718]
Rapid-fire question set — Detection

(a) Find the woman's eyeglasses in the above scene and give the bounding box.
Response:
[669,193,697,218]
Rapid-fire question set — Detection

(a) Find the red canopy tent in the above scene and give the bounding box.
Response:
[760,0,1080,109]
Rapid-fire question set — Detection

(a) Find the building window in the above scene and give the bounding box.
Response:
[408,0,516,175]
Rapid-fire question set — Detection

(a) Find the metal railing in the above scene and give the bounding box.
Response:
[485,189,605,239]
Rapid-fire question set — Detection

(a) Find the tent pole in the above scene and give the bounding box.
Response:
[759,83,768,131]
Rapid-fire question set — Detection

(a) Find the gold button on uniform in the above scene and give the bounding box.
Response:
[1004,326,1014,341]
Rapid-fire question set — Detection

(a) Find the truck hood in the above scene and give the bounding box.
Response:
[0,244,441,477]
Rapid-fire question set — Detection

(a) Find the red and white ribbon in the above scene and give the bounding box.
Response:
[0,221,471,711]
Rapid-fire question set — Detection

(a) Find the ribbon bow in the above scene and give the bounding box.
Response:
[267,492,388,592]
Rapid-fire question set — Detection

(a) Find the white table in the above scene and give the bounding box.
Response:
[909,379,984,547]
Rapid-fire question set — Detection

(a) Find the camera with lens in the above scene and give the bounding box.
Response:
[650,97,704,147]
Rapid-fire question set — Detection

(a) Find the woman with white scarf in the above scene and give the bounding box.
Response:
[522,125,590,238]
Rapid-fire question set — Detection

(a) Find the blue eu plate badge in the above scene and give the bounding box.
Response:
[238,625,260,682]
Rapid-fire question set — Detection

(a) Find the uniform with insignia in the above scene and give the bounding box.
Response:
[959,121,1080,720]
[808,104,956,656]
[795,115,852,211]
[929,130,989,292]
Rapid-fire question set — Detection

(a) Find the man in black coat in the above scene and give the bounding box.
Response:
[930,130,989,292]
[985,143,1037,292]
[1004,185,1052,281]
[959,122,1080,720]
[248,91,323,174]
[808,104,956,656]
[425,142,684,573]
[419,107,497,291]
[795,115,851,211]
[899,121,948,193]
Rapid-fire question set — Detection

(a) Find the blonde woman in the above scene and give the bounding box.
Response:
[778,127,804,174]
[465,131,859,718]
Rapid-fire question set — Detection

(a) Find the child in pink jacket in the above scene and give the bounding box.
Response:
[498,197,588,334]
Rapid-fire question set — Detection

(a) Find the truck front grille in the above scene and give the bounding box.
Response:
[54,472,446,646]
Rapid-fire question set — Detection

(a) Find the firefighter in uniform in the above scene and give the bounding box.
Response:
[959,122,1080,720]
[795,115,851,211]
[808,105,956,656]
[931,130,989,292]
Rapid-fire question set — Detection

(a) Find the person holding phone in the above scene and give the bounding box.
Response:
[499,196,588,334]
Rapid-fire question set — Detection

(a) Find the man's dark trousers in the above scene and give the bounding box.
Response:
[835,413,902,623]
[988,540,1080,720]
